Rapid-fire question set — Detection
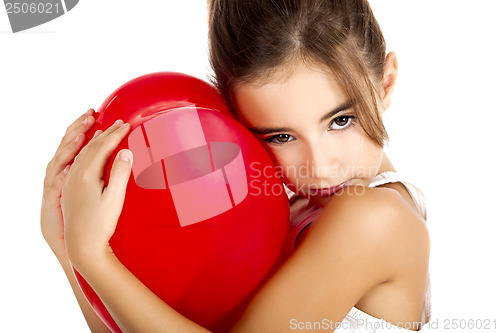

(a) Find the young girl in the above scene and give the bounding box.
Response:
[41,0,430,331]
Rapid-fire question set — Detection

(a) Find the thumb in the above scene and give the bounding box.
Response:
[105,149,133,203]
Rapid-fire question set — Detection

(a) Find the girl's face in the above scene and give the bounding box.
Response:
[233,63,385,207]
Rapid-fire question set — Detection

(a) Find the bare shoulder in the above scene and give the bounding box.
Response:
[231,186,430,331]
[322,185,427,240]
[300,185,430,280]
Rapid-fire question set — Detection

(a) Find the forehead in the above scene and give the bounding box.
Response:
[232,63,348,129]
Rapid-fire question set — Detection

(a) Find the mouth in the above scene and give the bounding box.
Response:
[308,180,351,197]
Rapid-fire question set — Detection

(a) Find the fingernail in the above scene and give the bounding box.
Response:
[74,133,82,143]
[93,130,103,139]
[114,119,124,126]
[85,108,94,116]
[82,116,91,126]
[63,165,70,175]
[119,150,131,162]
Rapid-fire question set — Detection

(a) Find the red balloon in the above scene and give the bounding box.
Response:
[72,72,290,332]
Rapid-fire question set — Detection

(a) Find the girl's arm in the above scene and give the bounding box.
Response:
[62,121,429,332]
[52,247,113,333]
[41,109,111,333]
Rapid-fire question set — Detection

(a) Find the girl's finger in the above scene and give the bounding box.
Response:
[43,164,70,200]
[72,122,131,179]
[104,149,133,205]
[89,119,125,143]
[70,129,102,165]
[64,108,95,137]
[77,120,125,159]
[58,112,96,150]
[46,129,88,183]
[50,109,96,172]
[47,133,86,176]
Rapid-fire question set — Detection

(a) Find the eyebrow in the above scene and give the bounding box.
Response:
[318,101,352,123]
[248,101,353,135]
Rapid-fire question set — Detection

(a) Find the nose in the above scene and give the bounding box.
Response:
[305,143,339,181]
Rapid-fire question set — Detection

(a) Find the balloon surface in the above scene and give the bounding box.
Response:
[72,72,290,332]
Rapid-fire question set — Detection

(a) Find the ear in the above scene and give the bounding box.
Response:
[381,52,398,110]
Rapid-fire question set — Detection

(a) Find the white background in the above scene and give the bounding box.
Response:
[1,1,499,332]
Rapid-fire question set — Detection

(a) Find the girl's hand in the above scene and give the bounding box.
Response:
[60,119,132,272]
[41,108,96,257]
[41,109,115,333]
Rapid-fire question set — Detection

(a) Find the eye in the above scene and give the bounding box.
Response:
[329,115,355,130]
[265,134,295,145]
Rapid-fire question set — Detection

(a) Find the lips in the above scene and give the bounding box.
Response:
[308,180,351,197]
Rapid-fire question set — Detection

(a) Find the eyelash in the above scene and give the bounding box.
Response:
[264,115,356,145]
[329,115,356,131]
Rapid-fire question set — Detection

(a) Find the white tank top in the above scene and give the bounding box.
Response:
[285,171,431,331]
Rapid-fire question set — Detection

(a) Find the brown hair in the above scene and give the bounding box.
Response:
[208,0,388,146]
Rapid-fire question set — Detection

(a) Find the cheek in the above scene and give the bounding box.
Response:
[335,127,383,176]
[325,128,366,166]
[265,148,302,183]
[353,136,383,176]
